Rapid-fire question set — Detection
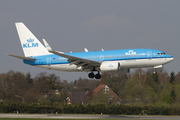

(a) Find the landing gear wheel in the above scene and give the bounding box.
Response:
[95,73,101,79]
[88,72,94,78]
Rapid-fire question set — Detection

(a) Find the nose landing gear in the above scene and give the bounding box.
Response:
[153,71,157,74]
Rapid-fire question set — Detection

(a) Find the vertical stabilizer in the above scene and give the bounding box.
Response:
[15,22,50,57]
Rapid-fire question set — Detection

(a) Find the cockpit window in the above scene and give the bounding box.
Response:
[157,52,166,55]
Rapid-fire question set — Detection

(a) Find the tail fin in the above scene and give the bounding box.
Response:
[15,22,50,57]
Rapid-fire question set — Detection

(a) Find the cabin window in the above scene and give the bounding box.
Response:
[158,52,166,55]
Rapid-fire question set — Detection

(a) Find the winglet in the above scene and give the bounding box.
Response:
[42,39,53,52]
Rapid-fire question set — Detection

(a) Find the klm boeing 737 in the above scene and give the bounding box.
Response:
[7,22,174,79]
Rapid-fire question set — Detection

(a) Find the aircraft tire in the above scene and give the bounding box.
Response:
[88,72,94,78]
[153,71,157,74]
[95,74,101,79]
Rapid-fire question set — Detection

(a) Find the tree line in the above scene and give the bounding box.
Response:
[0,68,180,114]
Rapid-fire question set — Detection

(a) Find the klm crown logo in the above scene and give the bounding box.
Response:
[23,38,38,48]
[108,64,114,67]
[45,45,50,48]
[27,38,34,43]
[125,50,136,55]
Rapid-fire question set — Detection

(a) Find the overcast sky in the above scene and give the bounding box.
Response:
[1,0,179,82]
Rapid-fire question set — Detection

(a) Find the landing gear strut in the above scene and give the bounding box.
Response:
[88,72,101,79]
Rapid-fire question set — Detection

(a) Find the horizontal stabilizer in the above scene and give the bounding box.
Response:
[7,54,36,61]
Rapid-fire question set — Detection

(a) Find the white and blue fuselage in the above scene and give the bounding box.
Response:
[24,49,173,72]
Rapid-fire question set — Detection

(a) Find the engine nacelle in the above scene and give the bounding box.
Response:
[100,61,120,72]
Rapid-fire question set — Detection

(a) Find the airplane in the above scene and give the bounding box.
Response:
[7,22,174,79]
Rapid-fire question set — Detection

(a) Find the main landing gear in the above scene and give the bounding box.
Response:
[88,72,101,79]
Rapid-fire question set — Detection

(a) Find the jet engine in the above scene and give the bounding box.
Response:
[100,61,120,72]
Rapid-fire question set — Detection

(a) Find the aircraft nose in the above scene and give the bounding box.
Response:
[168,56,174,62]
[171,57,174,61]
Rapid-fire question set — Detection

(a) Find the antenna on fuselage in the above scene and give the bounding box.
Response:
[84,48,88,52]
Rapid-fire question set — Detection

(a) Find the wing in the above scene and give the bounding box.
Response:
[42,39,101,71]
